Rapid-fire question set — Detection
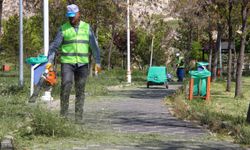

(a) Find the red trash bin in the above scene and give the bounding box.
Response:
[2,65,11,72]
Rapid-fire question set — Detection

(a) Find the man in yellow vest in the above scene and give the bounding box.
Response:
[47,4,101,122]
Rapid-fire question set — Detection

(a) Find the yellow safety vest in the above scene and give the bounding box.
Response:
[61,21,90,64]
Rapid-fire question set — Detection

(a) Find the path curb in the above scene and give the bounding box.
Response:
[1,135,14,150]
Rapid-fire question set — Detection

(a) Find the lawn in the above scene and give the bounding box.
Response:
[165,77,250,146]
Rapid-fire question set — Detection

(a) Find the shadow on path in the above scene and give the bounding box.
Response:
[110,87,177,99]
[133,140,241,150]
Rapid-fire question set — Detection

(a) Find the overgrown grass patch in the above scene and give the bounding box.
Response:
[165,77,250,145]
[0,91,85,147]
[0,68,147,148]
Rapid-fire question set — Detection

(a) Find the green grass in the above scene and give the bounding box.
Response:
[16,130,217,149]
[0,68,147,148]
[165,77,250,145]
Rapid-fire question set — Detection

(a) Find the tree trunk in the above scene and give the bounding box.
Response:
[247,103,250,123]
[122,54,125,69]
[0,0,3,36]
[233,48,237,80]
[208,19,213,71]
[108,25,115,70]
[212,23,222,81]
[226,0,233,92]
[235,0,249,97]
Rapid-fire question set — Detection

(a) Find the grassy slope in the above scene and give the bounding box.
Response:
[165,77,250,145]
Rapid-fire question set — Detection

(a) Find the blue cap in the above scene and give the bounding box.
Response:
[66,4,79,17]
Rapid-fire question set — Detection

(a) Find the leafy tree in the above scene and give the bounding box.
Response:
[0,15,43,64]
[190,41,203,60]
[149,16,172,66]
[0,15,19,63]
[133,28,151,69]
[113,29,137,69]
[170,0,210,69]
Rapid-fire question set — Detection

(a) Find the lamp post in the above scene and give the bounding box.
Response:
[19,0,24,87]
[41,0,53,102]
[44,0,49,56]
[127,0,131,83]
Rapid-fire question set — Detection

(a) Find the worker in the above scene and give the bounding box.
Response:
[176,53,185,82]
[47,4,101,123]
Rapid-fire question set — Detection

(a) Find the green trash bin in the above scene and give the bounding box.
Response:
[147,66,168,88]
[189,69,211,96]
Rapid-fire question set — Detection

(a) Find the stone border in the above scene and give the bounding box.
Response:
[1,135,14,150]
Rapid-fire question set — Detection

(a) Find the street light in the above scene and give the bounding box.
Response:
[19,0,24,87]
[44,0,49,56]
[127,0,131,83]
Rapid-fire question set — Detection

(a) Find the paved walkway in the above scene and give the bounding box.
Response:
[49,84,243,150]
[82,86,205,138]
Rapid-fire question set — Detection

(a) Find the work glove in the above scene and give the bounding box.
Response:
[45,63,52,73]
[95,64,101,74]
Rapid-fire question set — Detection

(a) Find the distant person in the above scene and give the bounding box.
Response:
[46,4,101,123]
[175,53,185,82]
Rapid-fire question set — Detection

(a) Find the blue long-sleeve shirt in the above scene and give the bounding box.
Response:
[48,23,101,65]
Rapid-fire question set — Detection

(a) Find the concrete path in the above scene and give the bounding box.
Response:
[48,84,243,150]
[82,86,205,138]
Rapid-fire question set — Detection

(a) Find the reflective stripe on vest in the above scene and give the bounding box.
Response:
[61,21,90,64]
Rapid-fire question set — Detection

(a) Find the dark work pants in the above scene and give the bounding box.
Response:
[60,63,89,120]
[177,68,185,82]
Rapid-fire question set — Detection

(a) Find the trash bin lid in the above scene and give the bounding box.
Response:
[26,54,48,65]
[189,70,211,78]
[197,62,209,67]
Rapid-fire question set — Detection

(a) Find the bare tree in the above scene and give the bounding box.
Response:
[235,0,249,97]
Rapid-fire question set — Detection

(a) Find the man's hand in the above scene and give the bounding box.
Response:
[46,63,52,69]
[45,63,52,73]
[95,64,101,73]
